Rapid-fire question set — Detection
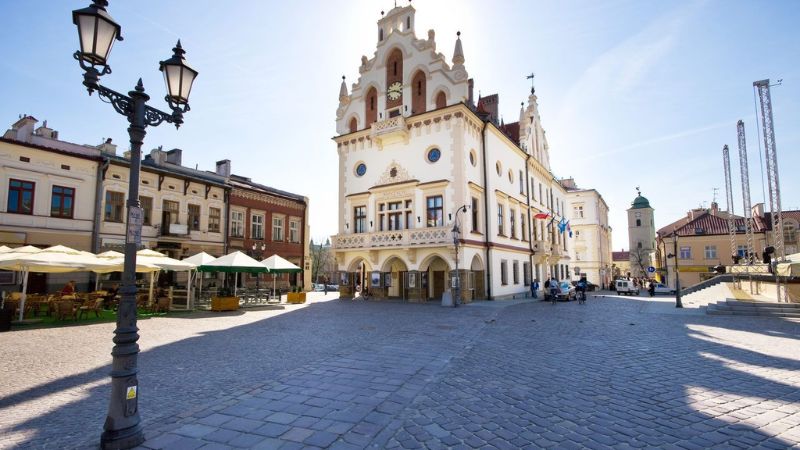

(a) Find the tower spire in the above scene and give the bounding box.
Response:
[452,31,465,66]
[338,75,348,101]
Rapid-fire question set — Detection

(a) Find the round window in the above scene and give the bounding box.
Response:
[496,161,502,176]
[355,163,367,177]
[427,148,441,163]
[469,150,476,167]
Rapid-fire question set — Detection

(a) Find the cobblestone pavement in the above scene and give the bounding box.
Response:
[2,293,800,449]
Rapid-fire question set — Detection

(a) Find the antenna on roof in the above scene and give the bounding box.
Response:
[712,187,719,204]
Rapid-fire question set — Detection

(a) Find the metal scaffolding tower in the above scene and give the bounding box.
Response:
[754,79,787,301]
[736,121,756,264]
[722,145,737,261]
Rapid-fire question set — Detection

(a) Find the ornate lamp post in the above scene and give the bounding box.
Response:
[451,205,469,307]
[72,1,197,448]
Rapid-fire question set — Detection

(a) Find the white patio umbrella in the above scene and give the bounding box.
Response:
[0,245,113,321]
[197,251,269,296]
[182,252,217,308]
[261,254,302,300]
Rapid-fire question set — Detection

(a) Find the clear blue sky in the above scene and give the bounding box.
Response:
[1,1,798,250]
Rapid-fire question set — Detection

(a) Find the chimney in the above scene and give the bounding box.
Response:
[165,148,182,165]
[149,147,167,165]
[216,159,231,178]
[752,202,764,219]
[34,120,59,139]
[710,201,719,215]
[4,115,38,141]
[97,137,117,155]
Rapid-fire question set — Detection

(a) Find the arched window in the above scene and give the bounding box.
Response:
[411,71,426,114]
[365,87,378,127]
[435,91,446,109]
[385,49,404,109]
[379,28,384,41]
[349,117,358,133]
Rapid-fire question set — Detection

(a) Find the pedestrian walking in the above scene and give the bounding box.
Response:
[531,279,539,299]
[543,278,551,302]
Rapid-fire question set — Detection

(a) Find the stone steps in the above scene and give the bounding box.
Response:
[706,299,800,317]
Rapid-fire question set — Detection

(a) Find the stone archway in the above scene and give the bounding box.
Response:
[470,254,486,300]
[381,256,409,300]
[344,257,372,298]
[419,254,451,302]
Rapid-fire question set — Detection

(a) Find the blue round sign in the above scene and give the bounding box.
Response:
[647,266,656,273]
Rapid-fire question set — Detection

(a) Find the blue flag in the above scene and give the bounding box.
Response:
[558,218,567,234]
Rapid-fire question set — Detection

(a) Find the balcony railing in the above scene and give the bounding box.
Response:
[370,115,408,146]
[332,227,451,250]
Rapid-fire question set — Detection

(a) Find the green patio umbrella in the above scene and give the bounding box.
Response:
[261,254,302,299]
[198,251,269,296]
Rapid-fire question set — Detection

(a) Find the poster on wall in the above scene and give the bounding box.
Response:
[384,273,392,287]
[407,272,417,288]
[339,272,349,286]
[370,271,381,288]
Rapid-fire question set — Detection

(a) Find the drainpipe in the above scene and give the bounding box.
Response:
[223,189,230,254]
[524,154,535,286]
[480,120,492,299]
[92,158,110,253]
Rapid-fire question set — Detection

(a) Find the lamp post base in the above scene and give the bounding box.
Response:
[100,424,144,450]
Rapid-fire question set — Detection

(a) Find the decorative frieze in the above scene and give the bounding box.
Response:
[232,189,304,210]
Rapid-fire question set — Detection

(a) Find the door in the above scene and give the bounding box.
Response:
[432,270,444,300]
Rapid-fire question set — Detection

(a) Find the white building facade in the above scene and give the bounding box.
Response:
[563,180,613,288]
[331,5,573,301]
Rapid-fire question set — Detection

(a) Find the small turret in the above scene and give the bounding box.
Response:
[452,31,465,66]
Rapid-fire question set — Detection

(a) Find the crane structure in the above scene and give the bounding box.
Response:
[736,121,756,264]
[754,79,787,301]
[722,145,737,261]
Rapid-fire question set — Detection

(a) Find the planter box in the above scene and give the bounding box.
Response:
[211,296,239,311]
[286,292,306,304]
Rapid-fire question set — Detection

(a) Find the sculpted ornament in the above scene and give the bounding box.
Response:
[377,160,413,185]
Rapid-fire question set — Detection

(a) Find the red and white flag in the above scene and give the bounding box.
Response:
[533,213,549,219]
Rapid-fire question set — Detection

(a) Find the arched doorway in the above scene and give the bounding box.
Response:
[420,254,450,302]
[381,256,409,300]
[470,255,485,300]
[347,258,372,298]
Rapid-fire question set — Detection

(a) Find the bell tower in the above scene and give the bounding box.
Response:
[627,187,656,278]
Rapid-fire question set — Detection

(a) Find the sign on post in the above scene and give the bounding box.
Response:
[647,266,656,273]
[126,206,143,245]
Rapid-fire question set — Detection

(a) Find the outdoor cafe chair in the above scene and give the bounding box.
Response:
[78,298,104,319]
[152,296,171,314]
[54,300,78,321]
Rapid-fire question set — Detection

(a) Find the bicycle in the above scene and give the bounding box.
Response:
[577,289,586,305]
[550,288,558,305]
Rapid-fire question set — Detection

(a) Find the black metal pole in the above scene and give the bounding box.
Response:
[101,81,148,449]
[673,232,683,308]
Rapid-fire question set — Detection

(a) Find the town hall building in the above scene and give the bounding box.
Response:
[331,5,595,301]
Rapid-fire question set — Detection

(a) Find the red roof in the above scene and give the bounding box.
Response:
[657,209,768,238]
[500,121,520,143]
[764,211,800,230]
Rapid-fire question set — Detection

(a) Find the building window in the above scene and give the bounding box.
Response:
[497,205,504,235]
[289,219,300,243]
[519,171,524,194]
[272,215,284,241]
[736,245,747,258]
[104,191,124,222]
[208,207,220,233]
[531,178,536,201]
[785,222,797,244]
[521,212,527,241]
[513,260,519,284]
[427,148,441,163]
[510,210,516,239]
[355,163,367,177]
[379,200,407,231]
[188,204,201,231]
[679,246,691,259]
[574,205,584,219]
[8,179,35,215]
[50,185,74,218]
[523,262,530,286]
[354,206,366,233]
[705,245,717,260]
[251,214,264,240]
[471,197,479,232]
[230,211,244,237]
[500,260,508,285]
[138,196,152,226]
[162,200,179,229]
[426,196,443,228]
[636,219,641,227]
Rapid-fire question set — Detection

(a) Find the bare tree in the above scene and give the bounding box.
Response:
[310,238,336,284]
[630,247,652,278]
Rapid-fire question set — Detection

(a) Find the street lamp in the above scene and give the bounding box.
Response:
[72,1,198,448]
[252,242,266,293]
[451,205,469,307]
[666,230,683,308]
